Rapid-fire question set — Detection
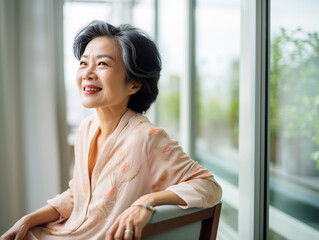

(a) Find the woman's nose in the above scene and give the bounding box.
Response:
[82,67,97,80]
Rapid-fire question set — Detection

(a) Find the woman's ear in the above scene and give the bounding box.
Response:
[129,80,142,95]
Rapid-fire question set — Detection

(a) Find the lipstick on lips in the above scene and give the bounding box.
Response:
[83,84,102,94]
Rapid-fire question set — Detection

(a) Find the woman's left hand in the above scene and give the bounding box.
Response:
[105,191,186,240]
[105,203,152,240]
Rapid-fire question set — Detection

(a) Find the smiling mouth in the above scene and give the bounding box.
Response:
[83,87,102,92]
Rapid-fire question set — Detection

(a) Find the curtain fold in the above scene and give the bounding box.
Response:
[0,0,25,233]
[0,0,67,233]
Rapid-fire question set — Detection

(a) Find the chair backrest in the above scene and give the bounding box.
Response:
[142,202,222,240]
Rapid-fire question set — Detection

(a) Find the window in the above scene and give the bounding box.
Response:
[195,0,240,238]
[269,0,319,239]
[132,0,155,38]
[156,0,187,140]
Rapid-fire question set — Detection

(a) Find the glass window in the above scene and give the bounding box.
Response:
[269,0,319,239]
[195,0,240,238]
[132,0,155,37]
[157,0,187,140]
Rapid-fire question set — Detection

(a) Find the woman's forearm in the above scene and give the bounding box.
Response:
[24,204,60,229]
[133,190,186,207]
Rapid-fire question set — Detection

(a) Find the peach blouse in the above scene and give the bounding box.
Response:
[25,109,222,240]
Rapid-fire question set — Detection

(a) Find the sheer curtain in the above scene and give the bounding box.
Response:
[0,0,68,233]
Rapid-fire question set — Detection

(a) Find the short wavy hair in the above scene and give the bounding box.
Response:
[73,20,161,113]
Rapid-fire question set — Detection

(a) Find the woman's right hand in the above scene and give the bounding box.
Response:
[1,204,61,240]
[0,216,31,240]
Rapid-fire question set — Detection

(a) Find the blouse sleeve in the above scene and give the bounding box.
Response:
[47,178,75,219]
[146,127,222,209]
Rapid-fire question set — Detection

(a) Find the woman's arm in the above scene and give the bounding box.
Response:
[25,204,60,228]
[106,190,185,240]
[0,204,60,240]
[147,127,222,209]
[133,190,186,207]
[106,126,222,240]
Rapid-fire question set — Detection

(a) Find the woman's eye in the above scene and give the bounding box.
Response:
[79,61,87,66]
[98,62,108,66]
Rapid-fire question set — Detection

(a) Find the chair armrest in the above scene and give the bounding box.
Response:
[142,203,222,239]
[147,205,205,224]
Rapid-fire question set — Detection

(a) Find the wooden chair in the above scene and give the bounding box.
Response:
[142,202,222,240]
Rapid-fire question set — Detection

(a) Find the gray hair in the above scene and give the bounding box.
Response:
[73,20,162,113]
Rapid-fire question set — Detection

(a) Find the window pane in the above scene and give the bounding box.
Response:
[132,0,154,37]
[157,0,187,140]
[195,0,240,238]
[269,0,319,239]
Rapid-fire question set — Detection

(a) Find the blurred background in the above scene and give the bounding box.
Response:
[0,0,318,239]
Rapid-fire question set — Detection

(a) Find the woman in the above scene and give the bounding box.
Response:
[1,21,222,240]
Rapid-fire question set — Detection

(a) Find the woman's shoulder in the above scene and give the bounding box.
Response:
[130,113,158,132]
[129,113,170,140]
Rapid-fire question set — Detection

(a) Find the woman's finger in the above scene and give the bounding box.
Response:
[0,234,10,240]
[106,221,119,240]
[1,232,15,240]
[133,214,147,240]
[113,220,126,240]
[133,223,142,240]
[15,229,27,240]
[123,219,134,240]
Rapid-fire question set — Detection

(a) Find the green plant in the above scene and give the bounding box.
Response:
[270,27,319,169]
[228,59,239,148]
[159,74,180,122]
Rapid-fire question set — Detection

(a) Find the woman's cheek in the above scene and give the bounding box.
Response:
[76,74,83,91]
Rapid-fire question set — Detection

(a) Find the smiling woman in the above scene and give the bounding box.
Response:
[76,36,136,111]
[0,21,222,240]
[73,21,161,114]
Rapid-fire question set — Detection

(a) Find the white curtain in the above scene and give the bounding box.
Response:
[0,0,68,233]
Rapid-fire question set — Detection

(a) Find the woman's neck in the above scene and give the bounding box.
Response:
[96,106,128,141]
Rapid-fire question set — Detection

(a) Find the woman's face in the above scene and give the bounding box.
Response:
[76,36,139,110]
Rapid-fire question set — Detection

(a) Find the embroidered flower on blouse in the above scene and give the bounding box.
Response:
[118,148,125,157]
[148,127,160,136]
[198,172,212,178]
[121,162,131,173]
[193,164,202,173]
[152,173,167,191]
[132,121,145,135]
[162,145,170,154]
[104,187,117,199]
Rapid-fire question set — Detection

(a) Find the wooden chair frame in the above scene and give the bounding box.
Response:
[142,202,222,240]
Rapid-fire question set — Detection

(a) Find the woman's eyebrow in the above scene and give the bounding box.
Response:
[81,54,114,60]
[97,54,114,60]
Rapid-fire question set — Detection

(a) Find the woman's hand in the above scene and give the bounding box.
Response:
[1,204,60,240]
[105,191,186,240]
[0,216,31,240]
[105,205,152,240]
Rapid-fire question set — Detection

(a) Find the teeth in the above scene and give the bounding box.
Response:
[84,87,101,91]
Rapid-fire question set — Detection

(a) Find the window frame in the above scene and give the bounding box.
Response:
[238,0,269,239]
